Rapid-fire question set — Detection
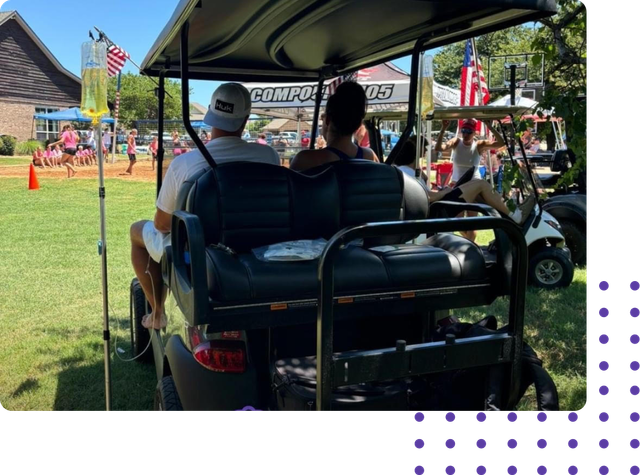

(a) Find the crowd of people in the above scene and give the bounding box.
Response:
[129,81,535,330]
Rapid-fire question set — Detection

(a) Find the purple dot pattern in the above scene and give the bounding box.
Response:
[567,437,580,452]
[632,412,640,422]
[508,466,517,475]
[568,467,578,475]
[537,413,547,422]
[632,281,640,290]
[568,412,578,422]
[508,439,517,448]
[632,386,640,395]
[632,467,640,475]
[536,437,549,452]
[598,305,611,320]
[508,412,517,421]
[413,437,427,452]
[592,279,612,475]
[600,334,609,344]
[600,412,609,421]
[600,281,609,290]
[632,439,640,449]
[476,412,486,422]
[632,334,640,344]
[538,467,547,475]
[415,467,424,475]
[600,361,609,370]
[632,361,639,371]
[632,308,639,317]
[446,439,455,449]
[600,439,609,448]
[446,466,455,475]
[446,412,455,422]
[477,467,486,475]
[413,412,427,424]
[477,439,486,449]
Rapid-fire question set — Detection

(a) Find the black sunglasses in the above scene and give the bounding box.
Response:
[461,128,474,134]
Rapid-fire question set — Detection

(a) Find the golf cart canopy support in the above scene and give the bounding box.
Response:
[141,0,556,82]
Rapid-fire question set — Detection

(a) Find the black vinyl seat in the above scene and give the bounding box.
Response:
[169,160,504,329]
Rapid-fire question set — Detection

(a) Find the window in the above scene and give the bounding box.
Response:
[35,107,60,143]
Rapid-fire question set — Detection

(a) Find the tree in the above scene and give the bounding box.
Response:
[246,119,270,132]
[433,26,537,89]
[107,73,185,128]
[531,0,586,189]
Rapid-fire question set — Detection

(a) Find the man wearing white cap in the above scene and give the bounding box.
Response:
[129,83,280,330]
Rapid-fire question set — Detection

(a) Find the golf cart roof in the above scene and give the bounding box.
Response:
[141,0,556,82]
[366,105,532,121]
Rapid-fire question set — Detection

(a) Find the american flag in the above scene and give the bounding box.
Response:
[107,44,129,77]
[325,72,357,96]
[459,39,490,133]
[325,67,376,95]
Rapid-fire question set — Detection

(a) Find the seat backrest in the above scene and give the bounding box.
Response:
[185,160,429,253]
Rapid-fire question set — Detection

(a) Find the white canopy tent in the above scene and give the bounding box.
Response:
[244,62,460,123]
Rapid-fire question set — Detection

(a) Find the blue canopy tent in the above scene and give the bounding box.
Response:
[33,107,115,123]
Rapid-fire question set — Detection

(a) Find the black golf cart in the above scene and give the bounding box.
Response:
[132,0,558,411]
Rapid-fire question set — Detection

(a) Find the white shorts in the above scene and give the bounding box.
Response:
[143,221,171,263]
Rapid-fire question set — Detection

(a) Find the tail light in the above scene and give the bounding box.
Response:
[193,341,246,373]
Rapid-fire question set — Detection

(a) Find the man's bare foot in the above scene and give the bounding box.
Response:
[142,313,167,330]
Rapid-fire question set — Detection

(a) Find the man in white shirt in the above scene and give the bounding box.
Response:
[130,83,281,329]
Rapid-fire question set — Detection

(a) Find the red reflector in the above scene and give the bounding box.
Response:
[271,303,288,311]
[193,342,246,373]
[222,331,241,340]
[338,297,354,304]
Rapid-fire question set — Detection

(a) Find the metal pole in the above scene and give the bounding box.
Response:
[309,75,325,150]
[416,53,423,178]
[510,65,517,108]
[471,39,494,187]
[157,70,166,196]
[96,117,112,411]
[180,22,217,169]
[111,72,121,164]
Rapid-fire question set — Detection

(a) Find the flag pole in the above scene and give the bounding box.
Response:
[111,72,121,164]
[471,38,494,187]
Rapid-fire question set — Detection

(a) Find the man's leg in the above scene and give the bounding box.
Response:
[130,220,166,328]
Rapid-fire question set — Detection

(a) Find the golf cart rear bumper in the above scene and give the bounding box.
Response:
[164,335,260,410]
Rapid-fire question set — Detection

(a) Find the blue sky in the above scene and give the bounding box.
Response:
[2,0,415,107]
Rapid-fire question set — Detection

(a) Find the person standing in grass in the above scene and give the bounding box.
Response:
[124,129,138,174]
[102,127,112,162]
[149,136,158,171]
[48,124,77,178]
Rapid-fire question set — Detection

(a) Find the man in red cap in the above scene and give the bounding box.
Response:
[435,118,506,242]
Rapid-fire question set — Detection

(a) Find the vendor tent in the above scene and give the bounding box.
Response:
[33,107,115,124]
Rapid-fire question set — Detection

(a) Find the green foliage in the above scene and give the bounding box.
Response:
[246,119,270,132]
[0,135,17,156]
[16,140,44,155]
[107,73,185,128]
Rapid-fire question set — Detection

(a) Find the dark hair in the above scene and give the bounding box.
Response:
[325,81,367,136]
[394,136,428,167]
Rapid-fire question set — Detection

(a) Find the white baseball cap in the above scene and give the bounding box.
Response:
[203,83,252,132]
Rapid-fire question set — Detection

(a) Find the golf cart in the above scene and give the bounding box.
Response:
[367,107,575,288]
[133,0,558,411]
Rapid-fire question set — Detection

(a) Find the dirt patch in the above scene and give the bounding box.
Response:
[0,158,167,183]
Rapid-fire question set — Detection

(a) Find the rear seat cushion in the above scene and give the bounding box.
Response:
[204,235,487,302]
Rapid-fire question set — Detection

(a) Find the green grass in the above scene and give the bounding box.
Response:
[0,177,157,410]
[0,178,586,411]
[0,156,32,166]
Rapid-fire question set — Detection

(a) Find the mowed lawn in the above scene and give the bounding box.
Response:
[0,174,586,411]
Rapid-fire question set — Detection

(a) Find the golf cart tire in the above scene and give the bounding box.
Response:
[130,278,153,363]
[155,376,183,411]
[529,247,574,289]
[558,219,586,267]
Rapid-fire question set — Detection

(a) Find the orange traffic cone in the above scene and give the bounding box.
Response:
[28,163,40,190]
